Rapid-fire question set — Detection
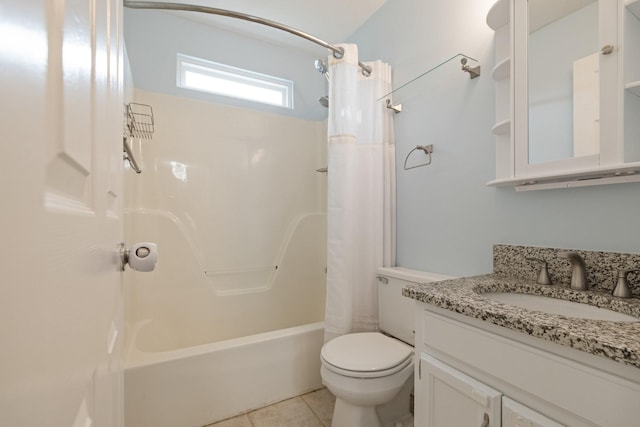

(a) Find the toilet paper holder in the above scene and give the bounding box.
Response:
[119,241,158,272]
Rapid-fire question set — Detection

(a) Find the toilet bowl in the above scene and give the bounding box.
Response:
[321,267,454,427]
[321,332,414,427]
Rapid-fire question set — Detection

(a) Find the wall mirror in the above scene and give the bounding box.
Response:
[513,0,621,179]
[527,0,599,165]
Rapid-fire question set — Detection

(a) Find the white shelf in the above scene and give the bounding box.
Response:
[491,119,510,135]
[486,0,509,30]
[626,81,640,97]
[487,161,640,188]
[627,0,640,20]
[491,57,510,81]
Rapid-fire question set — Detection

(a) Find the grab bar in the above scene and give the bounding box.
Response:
[123,137,142,174]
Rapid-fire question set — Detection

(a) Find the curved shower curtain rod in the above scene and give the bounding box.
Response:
[123,1,373,76]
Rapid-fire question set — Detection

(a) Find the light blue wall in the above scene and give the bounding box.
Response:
[350,0,640,276]
[124,9,328,121]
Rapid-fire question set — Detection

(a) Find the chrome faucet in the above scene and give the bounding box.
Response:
[558,252,588,290]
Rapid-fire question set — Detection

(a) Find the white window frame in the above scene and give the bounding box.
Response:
[177,54,294,109]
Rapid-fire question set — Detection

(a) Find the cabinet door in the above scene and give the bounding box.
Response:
[417,353,501,427]
[513,0,622,177]
[503,397,565,427]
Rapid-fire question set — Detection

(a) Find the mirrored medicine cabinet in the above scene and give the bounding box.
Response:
[487,0,640,190]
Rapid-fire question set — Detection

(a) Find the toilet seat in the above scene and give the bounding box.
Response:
[321,332,413,379]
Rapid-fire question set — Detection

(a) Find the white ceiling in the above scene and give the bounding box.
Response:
[157,0,389,55]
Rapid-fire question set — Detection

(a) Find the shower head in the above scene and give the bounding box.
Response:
[314,59,327,74]
[314,59,329,81]
[315,60,329,108]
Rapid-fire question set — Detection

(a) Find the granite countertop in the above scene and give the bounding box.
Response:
[403,273,640,369]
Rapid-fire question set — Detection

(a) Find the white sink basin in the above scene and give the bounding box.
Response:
[483,292,639,322]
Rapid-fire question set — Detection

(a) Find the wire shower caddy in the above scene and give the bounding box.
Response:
[123,102,154,173]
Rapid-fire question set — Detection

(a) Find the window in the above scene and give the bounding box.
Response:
[177,54,294,109]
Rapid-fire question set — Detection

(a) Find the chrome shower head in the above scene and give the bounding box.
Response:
[314,59,327,74]
[315,60,329,108]
[314,59,329,81]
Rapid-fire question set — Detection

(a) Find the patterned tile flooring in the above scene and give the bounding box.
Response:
[206,388,335,427]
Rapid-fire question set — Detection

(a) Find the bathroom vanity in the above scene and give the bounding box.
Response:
[404,245,640,427]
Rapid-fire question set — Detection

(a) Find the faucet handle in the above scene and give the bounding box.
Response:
[526,257,553,285]
[612,269,640,298]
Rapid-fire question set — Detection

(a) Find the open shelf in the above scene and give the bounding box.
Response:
[487,161,640,190]
[487,0,509,30]
[491,57,510,81]
[627,0,640,20]
[491,119,510,135]
[626,81,640,97]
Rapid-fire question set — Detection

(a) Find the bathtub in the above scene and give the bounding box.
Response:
[124,321,325,427]
[122,88,329,426]
[123,210,327,426]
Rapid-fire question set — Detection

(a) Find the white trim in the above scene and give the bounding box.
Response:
[487,160,640,188]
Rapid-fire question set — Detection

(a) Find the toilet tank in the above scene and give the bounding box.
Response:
[377,267,455,345]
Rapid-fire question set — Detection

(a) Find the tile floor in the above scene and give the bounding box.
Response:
[206,388,335,427]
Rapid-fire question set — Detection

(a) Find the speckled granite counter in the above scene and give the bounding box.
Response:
[403,273,640,369]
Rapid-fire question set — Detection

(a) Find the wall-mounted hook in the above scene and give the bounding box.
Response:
[461,58,481,79]
[385,99,402,113]
[403,144,433,170]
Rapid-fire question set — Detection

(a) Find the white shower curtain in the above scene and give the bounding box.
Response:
[324,44,396,342]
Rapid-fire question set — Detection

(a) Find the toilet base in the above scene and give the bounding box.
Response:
[332,398,382,427]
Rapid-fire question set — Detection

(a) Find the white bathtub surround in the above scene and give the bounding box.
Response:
[124,89,328,426]
[325,44,396,341]
[124,208,327,351]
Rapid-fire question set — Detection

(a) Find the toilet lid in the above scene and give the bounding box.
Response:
[321,332,413,372]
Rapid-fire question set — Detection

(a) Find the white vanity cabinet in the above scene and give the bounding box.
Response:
[414,304,640,427]
[502,398,564,427]
[417,353,501,427]
[417,353,564,427]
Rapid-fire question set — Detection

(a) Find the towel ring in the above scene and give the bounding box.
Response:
[403,144,433,170]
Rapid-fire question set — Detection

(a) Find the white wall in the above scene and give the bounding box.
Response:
[124,89,328,349]
[351,0,640,276]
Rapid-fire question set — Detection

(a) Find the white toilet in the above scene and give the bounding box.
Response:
[321,267,453,427]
